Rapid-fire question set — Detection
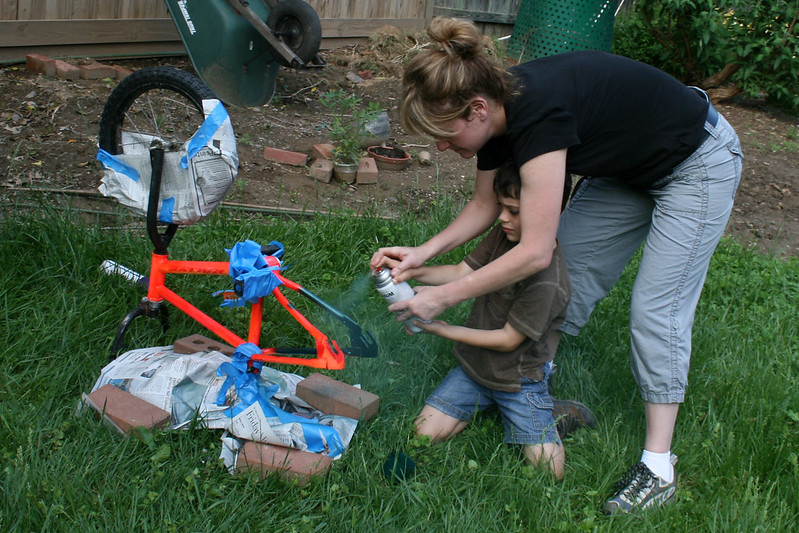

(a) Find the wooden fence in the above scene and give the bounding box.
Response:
[433,0,521,36]
[0,0,437,64]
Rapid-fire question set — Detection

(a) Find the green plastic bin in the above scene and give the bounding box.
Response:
[508,0,617,62]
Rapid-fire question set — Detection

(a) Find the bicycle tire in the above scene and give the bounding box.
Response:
[98,66,217,155]
[266,0,322,67]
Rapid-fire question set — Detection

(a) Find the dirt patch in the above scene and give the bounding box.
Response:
[1,34,797,258]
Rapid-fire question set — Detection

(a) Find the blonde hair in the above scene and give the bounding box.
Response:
[401,17,513,139]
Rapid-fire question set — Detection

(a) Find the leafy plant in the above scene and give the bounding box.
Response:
[318,90,382,164]
[613,0,799,110]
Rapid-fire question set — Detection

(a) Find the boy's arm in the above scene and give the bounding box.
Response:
[416,320,527,352]
[407,261,474,286]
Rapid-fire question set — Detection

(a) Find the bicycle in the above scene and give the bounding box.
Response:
[103,139,377,370]
[97,1,378,370]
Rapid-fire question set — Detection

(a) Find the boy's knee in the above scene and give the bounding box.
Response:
[414,405,466,443]
[523,442,565,480]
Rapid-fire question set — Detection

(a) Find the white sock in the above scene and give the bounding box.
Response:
[641,450,674,483]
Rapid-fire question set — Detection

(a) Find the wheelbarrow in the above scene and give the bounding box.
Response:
[164,0,323,107]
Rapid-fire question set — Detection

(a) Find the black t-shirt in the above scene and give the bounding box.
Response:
[477,51,709,190]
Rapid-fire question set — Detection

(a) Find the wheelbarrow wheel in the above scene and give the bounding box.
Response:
[98,66,217,155]
[267,0,322,67]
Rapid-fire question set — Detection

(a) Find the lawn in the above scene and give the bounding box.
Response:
[1,198,797,532]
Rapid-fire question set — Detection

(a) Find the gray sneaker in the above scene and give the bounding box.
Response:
[603,459,678,514]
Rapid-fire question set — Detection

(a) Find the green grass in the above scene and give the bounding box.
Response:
[1,198,797,531]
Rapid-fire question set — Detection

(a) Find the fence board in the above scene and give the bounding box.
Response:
[0,0,433,64]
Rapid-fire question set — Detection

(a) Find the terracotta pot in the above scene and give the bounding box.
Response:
[367,145,410,170]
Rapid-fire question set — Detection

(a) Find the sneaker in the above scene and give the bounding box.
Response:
[603,460,678,514]
[552,398,596,437]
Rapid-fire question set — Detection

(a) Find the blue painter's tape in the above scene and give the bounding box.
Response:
[96,149,140,182]
[181,102,229,168]
[159,197,174,223]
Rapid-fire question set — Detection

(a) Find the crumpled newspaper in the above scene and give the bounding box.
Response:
[97,99,238,225]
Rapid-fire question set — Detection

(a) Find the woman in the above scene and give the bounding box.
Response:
[371,17,742,513]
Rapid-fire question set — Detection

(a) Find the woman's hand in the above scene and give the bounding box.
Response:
[389,285,449,322]
[370,246,427,282]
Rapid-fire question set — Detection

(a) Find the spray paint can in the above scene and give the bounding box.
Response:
[373,267,424,333]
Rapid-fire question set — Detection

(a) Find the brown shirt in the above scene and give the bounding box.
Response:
[454,225,571,392]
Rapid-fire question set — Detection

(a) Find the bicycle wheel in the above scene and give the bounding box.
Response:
[266,0,322,67]
[98,66,217,155]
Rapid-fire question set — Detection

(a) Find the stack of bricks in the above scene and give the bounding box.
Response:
[168,335,381,485]
[85,334,380,485]
[236,371,380,485]
[25,54,132,81]
[263,142,378,186]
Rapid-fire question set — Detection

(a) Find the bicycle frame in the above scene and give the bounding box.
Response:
[112,143,377,369]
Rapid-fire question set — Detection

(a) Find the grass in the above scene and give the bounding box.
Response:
[1,197,797,531]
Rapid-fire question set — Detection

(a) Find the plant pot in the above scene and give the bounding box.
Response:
[333,160,359,183]
[367,145,410,170]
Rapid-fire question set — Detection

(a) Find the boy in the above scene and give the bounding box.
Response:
[403,159,579,478]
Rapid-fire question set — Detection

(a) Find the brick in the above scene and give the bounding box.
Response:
[173,333,235,356]
[308,158,333,183]
[54,60,80,80]
[356,157,378,185]
[263,146,308,166]
[26,54,56,76]
[236,441,332,485]
[79,62,117,80]
[311,143,335,161]
[296,373,379,421]
[110,64,133,80]
[84,384,171,435]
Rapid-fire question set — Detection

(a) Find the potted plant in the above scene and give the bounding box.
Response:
[319,89,382,181]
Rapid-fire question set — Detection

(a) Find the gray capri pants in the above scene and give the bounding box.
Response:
[557,108,742,404]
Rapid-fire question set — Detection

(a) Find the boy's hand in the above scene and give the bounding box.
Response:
[411,319,450,336]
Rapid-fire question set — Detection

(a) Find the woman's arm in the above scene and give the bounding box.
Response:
[392,149,568,321]
[370,168,499,281]
[416,320,527,352]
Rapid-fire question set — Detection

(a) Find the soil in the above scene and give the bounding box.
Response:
[1,30,798,258]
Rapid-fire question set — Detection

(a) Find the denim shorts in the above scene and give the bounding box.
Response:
[425,364,560,446]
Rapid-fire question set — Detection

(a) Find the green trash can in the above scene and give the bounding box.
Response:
[507,0,617,62]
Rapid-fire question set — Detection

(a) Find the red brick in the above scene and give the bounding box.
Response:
[26,54,55,76]
[356,157,378,185]
[79,62,117,80]
[173,333,235,356]
[84,384,171,434]
[54,60,80,80]
[110,64,134,80]
[236,441,332,485]
[296,373,379,421]
[309,158,334,183]
[311,143,335,160]
[263,146,308,166]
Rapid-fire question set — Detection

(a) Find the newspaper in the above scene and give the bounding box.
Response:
[91,345,357,458]
[97,99,238,226]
